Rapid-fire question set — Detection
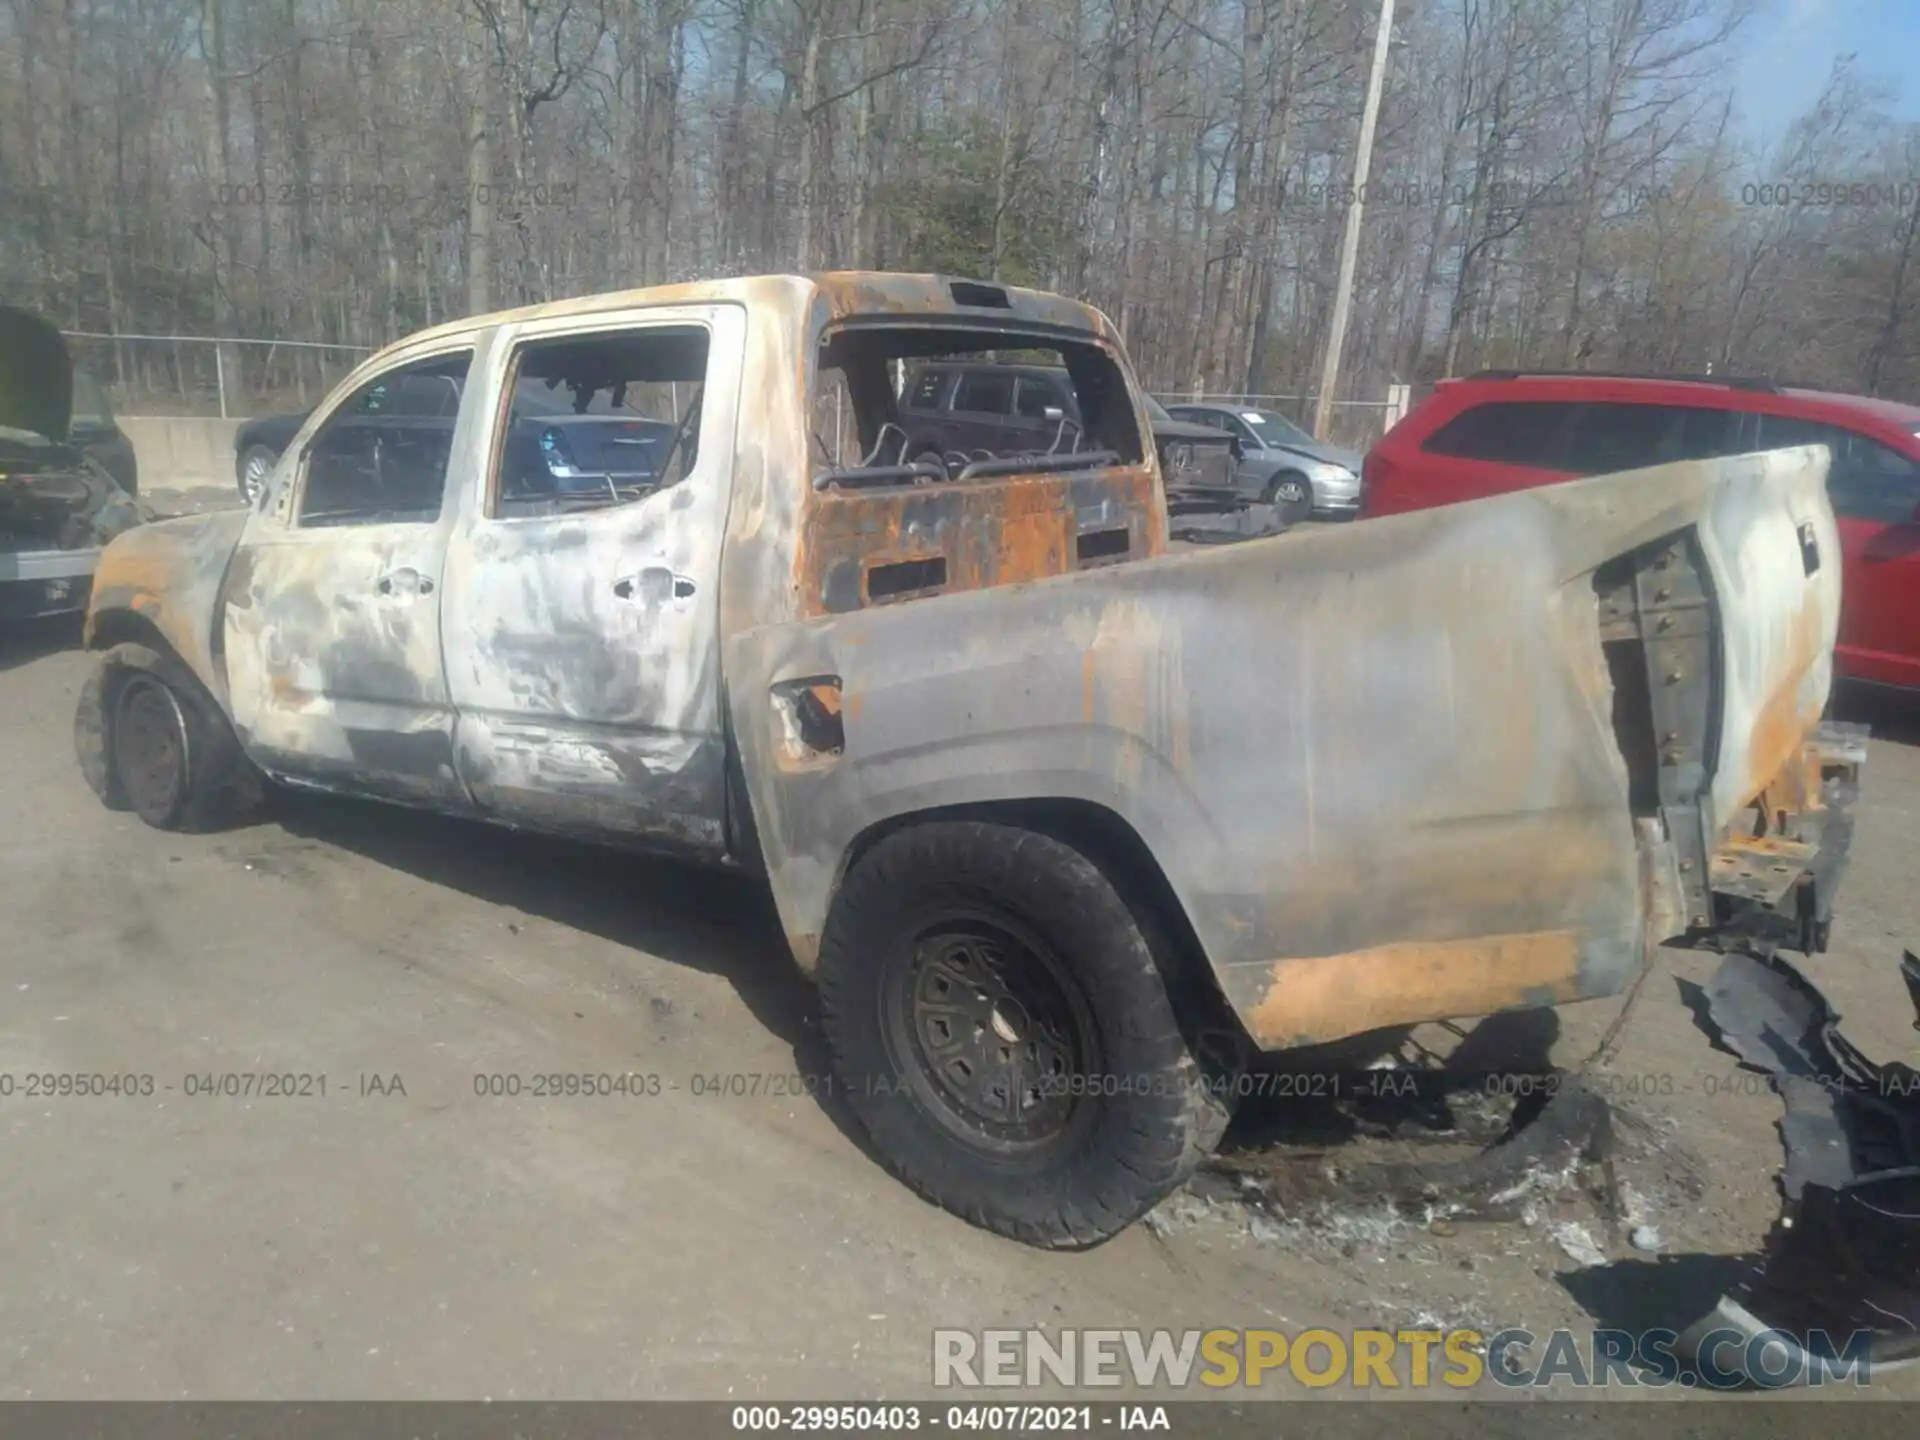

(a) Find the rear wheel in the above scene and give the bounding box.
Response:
[818,821,1231,1247]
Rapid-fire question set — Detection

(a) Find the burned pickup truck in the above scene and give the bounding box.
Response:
[74,272,1860,1246]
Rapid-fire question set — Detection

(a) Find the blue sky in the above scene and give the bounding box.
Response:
[1736,0,1920,143]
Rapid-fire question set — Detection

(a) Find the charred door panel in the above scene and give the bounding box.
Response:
[439,304,745,855]
[222,349,476,805]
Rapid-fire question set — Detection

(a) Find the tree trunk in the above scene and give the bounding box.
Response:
[794,15,822,271]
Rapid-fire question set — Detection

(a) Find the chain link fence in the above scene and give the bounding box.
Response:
[63,331,1416,479]
[61,333,376,420]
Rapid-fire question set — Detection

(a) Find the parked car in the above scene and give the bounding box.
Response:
[234,407,308,504]
[0,306,145,621]
[234,372,679,508]
[1142,393,1311,536]
[76,273,1858,1248]
[1363,370,1920,691]
[895,359,1271,516]
[1165,402,1363,518]
[70,368,138,498]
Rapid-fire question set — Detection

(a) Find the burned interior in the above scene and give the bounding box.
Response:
[492,326,710,519]
[800,318,1158,614]
[809,324,1144,489]
[297,351,473,527]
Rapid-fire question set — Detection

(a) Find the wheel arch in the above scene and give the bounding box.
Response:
[86,606,177,659]
[82,510,249,707]
[76,616,212,808]
[830,797,1248,1053]
[1262,463,1310,497]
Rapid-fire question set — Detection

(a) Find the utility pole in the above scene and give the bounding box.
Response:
[1312,0,1395,441]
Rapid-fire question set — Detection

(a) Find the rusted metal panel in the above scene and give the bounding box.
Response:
[1239,932,1588,1049]
[799,468,1162,617]
[1693,445,1842,830]
[1710,832,1820,905]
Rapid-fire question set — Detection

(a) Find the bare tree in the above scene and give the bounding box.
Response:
[2,0,1914,427]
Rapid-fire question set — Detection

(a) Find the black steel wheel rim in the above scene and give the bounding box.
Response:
[882,911,1101,1150]
[114,675,189,819]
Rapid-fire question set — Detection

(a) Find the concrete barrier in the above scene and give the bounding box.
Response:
[119,416,243,489]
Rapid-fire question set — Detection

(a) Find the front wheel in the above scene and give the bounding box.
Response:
[817,821,1231,1247]
[75,642,264,831]
[1264,470,1314,524]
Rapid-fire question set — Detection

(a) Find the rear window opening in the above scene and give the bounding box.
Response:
[810,327,1144,491]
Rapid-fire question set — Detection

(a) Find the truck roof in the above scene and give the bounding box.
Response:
[391,273,1120,355]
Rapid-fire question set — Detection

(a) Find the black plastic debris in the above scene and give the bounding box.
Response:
[1167,498,1296,544]
[1680,946,1920,1383]
[1203,1075,1614,1221]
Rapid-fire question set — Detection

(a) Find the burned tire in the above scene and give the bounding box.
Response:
[818,821,1231,1247]
[75,642,262,832]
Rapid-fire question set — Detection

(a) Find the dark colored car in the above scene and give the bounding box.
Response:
[894,360,1272,523]
[235,370,681,509]
[234,407,313,504]
[1362,370,1920,692]
[1165,402,1362,518]
[0,306,145,620]
[69,369,138,498]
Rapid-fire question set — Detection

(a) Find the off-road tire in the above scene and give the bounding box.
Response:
[817,821,1231,1247]
[75,642,263,832]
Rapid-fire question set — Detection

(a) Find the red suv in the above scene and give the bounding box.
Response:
[1363,371,1920,690]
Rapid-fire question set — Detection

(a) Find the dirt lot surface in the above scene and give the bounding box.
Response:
[4,491,1918,1406]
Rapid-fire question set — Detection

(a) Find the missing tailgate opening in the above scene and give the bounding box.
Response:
[1076,527,1131,564]
[867,556,947,601]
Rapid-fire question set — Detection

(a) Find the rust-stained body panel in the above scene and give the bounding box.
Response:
[728,445,1847,1048]
[85,509,249,697]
